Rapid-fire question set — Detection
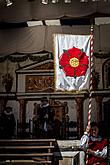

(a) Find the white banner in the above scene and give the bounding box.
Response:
[54,34,91,91]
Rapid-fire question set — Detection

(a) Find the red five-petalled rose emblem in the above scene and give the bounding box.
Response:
[59,47,89,78]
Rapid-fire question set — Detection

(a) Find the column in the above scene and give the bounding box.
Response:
[18,99,26,136]
[0,99,8,113]
[95,96,103,123]
[75,97,84,138]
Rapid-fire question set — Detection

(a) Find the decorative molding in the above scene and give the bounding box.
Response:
[0,52,53,63]
[16,59,54,73]
[94,52,110,59]
[32,62,54,70]
[25,75,54,92]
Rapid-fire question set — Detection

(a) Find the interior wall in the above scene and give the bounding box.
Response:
[0,24,110,137]
[0,24,110,55]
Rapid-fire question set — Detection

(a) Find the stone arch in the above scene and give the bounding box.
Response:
[102,57,110,89]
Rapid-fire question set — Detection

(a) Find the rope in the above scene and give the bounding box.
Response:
[86,24,94,165]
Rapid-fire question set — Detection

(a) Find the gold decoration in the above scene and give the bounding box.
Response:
[25,75,54,92]
[69,57,79,67]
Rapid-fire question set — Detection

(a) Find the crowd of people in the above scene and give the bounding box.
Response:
[0,97,62,139]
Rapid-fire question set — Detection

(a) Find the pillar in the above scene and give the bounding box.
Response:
[75,97,84,138]
[18,99,27,135]
[95,96,103,123]
[0,99,7,113]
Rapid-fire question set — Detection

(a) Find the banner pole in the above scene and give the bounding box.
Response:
[86,23,94,165]
[88,24,94,127]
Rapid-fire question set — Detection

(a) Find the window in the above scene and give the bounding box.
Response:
[103,59,110,89]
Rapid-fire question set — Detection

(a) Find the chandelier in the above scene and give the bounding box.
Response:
[41,0,108,4]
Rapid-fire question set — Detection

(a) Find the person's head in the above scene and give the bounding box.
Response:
[90,122,99,137]
[41,97,48,106]
[34,102,37,107]
[5,106,12,113]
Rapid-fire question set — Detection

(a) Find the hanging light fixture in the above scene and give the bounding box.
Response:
[41,0,108,4]
[41,0,49,4]
[64,0,71,3]
[51,0,59,3]
[80,0,88,2]
[92,0,100,1]
[80,0,108,2]
[6,0,13,6]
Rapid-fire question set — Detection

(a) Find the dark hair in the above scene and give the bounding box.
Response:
[6,106,12,111]
[90,122,98,128]
[41,97,48,102]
